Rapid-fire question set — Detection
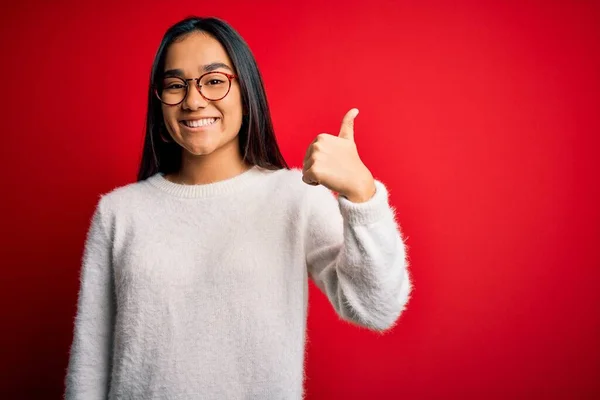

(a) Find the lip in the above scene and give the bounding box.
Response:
[179,117,220,130]
[179,117,221,122]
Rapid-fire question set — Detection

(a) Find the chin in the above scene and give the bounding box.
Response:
[183,145,218,156]
[177,132,238,158]
[177,136,220,156]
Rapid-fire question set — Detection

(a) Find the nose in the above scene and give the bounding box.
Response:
[182,82,208,110]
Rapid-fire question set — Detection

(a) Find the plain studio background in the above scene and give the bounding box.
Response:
[0,0,598,398]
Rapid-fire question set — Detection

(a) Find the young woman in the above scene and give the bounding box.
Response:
[65,16,412,400]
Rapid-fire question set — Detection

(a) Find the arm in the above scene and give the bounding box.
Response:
[305,181,411,332]
[65,197,115,399]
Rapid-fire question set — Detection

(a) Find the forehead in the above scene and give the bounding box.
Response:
[164,32,232,71]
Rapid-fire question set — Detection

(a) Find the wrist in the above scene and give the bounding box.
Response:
[343,177,376,203]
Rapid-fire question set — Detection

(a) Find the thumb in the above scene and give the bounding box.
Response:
[338,108,359,141]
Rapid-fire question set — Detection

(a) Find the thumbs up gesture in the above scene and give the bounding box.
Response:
[302,108,377,203]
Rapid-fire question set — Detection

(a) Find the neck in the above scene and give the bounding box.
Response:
[169,139,251,185]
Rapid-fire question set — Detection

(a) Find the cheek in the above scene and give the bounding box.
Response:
[161,106,179,133]
[223,112,242,139]
[221,93,244,131]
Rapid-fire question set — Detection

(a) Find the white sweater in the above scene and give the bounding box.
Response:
[65,166,411,399]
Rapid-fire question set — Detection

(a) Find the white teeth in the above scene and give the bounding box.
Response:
[184,118,218,128]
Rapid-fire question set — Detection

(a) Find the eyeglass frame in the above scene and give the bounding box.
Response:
[153,71,238,106]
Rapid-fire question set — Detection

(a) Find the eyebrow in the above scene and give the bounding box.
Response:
[163,62,233,77]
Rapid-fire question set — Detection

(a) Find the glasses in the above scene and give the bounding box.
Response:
[154,71,237,106]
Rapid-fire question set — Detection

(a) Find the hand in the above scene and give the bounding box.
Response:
[302,108,377,203]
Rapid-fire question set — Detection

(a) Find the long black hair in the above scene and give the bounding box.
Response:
[137,17,288,181]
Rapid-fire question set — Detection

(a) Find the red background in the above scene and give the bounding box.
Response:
[1,0,599,398]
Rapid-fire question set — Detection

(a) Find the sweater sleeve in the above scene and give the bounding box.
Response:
[305,180,411,331]
[65,197,115,399]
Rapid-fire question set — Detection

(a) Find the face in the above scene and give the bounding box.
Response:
[161,32,243,158]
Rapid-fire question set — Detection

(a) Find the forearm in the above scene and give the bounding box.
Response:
[308,181,412,331]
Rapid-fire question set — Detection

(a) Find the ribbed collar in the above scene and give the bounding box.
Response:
[146,166,265,198]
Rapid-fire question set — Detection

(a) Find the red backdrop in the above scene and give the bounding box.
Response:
[1,0,599,398]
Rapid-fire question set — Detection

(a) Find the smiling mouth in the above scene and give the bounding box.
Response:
[181,118,219,128]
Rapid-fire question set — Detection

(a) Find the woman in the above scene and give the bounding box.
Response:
[65,16,412,400]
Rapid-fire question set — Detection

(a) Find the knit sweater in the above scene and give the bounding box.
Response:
[65,166,411,400]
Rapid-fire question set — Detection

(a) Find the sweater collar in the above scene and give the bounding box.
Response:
[146,166,265,198]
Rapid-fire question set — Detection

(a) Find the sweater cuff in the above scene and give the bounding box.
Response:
[338,180,392,226]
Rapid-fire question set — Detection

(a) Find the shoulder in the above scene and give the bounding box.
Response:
[259,167,334,201]
[93,176,157,218]
[260,167,304,193]
[259,167,338,214]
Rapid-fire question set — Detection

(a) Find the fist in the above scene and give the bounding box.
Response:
[302,108,376,203]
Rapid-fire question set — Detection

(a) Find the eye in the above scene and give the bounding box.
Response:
[205,79,226,86]
[165,83,185,90]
